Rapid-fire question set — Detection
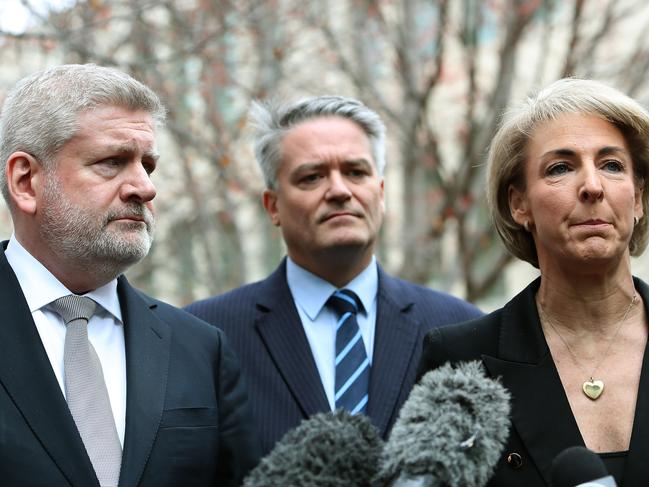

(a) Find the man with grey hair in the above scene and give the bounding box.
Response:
[0,64,259,486]
[186,95,482,456]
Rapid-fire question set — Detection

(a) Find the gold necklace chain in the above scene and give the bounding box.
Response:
[536,292,637,400]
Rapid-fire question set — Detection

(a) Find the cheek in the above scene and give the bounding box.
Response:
[360,188,384,214]
[280,195,312,221]
[607,184,637,213]
[530,189,570,222]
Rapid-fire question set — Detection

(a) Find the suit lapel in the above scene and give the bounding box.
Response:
[254,261,330,417]
[622,277,649,482]
[482,279,583,485]
[0,247,98,485]
[367,269,420,437]
[117,277,171,487]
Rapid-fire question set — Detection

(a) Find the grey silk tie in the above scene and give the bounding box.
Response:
[50,295,122,487]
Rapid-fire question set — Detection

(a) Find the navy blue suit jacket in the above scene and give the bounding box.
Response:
[0,244,260,486]
[185,259,482,456]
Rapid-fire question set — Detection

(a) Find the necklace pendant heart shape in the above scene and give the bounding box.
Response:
[583,379,604,400]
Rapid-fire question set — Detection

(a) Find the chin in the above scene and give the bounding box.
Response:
[324,235,371,249]
[567,245,627,269]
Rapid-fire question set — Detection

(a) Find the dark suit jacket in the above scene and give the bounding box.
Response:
[418,276,649,486]
[0,245,260,486]
[185,259,482,456]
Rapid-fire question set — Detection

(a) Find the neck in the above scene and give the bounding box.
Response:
[536,258,637,333]
[290,248,373,288]
[14,233,120,293]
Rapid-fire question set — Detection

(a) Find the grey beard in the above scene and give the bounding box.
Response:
[40,179,155,281]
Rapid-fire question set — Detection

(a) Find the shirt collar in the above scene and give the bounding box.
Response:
[5,235,123,323]
[286,256,378,320]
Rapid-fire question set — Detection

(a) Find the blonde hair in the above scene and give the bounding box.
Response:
[487,78,649,266]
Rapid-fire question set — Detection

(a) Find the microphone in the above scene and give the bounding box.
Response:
[377,361,511,487]
[243,409,382,486]
[551,446,617,487]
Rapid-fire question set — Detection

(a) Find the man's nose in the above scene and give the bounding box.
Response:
[120,162,156,203]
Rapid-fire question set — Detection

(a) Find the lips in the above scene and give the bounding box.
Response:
[319,210,363,223]
[114,215,145,222]
[107,205,154,229]
[571,218,611,227]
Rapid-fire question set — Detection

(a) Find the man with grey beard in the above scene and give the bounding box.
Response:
[0,64,259,487]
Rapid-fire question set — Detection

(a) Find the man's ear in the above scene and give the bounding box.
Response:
[508,184,531,228]
[262,188,281,227]
[6,152,43,215]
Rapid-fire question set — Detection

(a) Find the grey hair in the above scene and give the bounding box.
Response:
[487,78,649,267]
[0,63,166,205]
[249,95,386,188]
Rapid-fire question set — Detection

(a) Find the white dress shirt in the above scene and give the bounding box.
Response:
[286,256,378,410]
[5,235,127,446]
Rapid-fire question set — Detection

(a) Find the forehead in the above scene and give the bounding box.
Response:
[281,116,372,159]
[75,105,156,135]
[50,106,158,169]
[527,113,628,157]
[59,105,156,154]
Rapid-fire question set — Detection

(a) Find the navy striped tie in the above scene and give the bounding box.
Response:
[328,289,370,414]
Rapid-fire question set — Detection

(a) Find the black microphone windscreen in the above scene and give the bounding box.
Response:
[551,446,612,487]
[243,409,382,487]
[377,360,511,487]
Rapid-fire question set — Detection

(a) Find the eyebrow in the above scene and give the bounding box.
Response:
[541,146,628,159]
[344,158,373,167]
[103,143,160,161]
[293,158,373,172]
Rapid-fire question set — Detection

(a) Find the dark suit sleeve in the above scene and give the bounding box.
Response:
[214,332,261,486]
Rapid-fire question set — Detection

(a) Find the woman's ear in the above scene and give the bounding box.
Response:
[509,184,532,228]
[634,180,644,221]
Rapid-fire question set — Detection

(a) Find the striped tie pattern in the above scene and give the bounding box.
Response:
[50,295,122,487]
[327,289,370,414]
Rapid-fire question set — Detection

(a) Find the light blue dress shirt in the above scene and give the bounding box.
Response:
[286,256,378,411]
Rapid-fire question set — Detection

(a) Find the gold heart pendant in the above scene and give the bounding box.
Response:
[583,380,604,400]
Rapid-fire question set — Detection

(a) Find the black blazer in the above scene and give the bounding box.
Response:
[418,276,649,486]
[0,245,260,486]
[185,258,482,456]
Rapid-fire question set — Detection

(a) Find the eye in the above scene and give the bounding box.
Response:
[299,173,322,185]
[93,157,123,175]
[546,162,570,176]
[100,158,121,167]
[347,169,368,178]
[602,160,623,173]
[143,159,156,175]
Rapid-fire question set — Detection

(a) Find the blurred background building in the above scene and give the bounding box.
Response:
[2,0,649,309]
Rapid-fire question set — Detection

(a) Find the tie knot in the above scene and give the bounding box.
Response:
[327,289,361,316]
[50,295,97,324]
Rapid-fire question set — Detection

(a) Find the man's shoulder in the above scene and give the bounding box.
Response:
[185,277,270,315]
[379,271,483,322]
[126,283,224,339]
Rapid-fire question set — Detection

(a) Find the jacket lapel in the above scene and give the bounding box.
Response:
[117,277,171,487]
[253,261,330,417]
[622,277,649,482]
[482,278,583,485]
[0,246,98,486]
[367,269,420,437]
